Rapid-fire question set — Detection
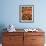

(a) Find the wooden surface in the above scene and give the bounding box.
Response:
[24,32,45,46]
[2,32,45,46]
[2,32,24,46]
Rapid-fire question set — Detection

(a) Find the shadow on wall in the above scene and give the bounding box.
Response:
[0,24,7,43]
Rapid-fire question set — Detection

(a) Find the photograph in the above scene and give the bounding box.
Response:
[19,5,34,23]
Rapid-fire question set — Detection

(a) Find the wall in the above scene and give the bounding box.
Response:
[0,0,46,29]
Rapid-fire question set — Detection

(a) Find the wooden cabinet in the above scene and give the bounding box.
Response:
[2,32,24,46]
[24,32,45,46]
[2,32,45,46]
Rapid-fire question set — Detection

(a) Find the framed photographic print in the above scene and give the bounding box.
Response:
[19,5,34,23]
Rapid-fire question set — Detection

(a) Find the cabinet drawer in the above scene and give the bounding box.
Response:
[32,44,44,46]
[24,36,32,46]
[3,36,23,44]
[3,32,23,36]
[3,43,23,46]
[24,32,44,36]
[32,36,45,44]
[24,36,32,41]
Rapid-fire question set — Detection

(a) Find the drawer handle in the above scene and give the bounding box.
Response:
[32,39,36,40]
[9,38,12,40]
[9,38,13,40]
